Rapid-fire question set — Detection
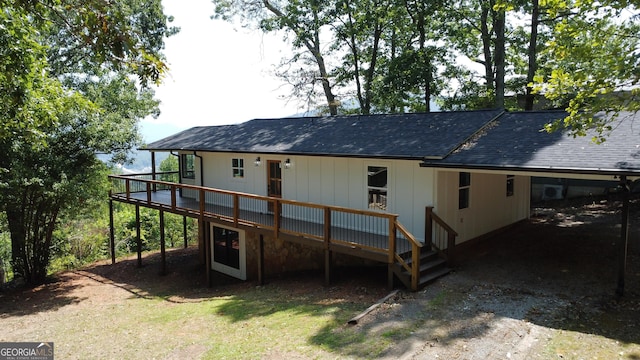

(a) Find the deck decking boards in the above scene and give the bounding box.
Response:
[111,190,412,258]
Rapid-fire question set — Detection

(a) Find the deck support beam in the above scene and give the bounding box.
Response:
[616,176,630,297]
[160,210,166,275]
[205,221,211,287]
[136,205,142,268]
[324,250,332,287]
[151,152,157,192]
[183,216,188,248]
[258,234,265,285]
[324,207,332,287]
[387,217,397,290]
[109,200,115,264]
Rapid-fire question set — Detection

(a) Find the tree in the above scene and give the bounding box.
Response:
[438,0,505,109]
[533,0,640,141]
[332,0,392,114]
[159,154,179,182]
[213,0,340,115]
[0,0,175,284]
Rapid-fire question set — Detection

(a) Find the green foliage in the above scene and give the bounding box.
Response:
[533,0,640,141]
[111,204,197,257]
[0,0,176,284]
[0,7,55,143]
[0,216,12,283]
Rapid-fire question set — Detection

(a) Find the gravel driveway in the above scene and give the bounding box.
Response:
[353,196,640,359]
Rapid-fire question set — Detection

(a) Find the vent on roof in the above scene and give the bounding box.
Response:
[542,185,564,200]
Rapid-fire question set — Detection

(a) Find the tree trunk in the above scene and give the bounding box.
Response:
[480,5,494,96]
[525,0,540,111]
[6,191,57,284]
[263,0,338,115]
[7,208,29,282]
[493,5,505,109]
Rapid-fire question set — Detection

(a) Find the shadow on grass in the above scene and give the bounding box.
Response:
[1,196,638,359]
[0,273,85,318]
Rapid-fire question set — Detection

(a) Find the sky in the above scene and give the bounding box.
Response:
[140,0,302,142]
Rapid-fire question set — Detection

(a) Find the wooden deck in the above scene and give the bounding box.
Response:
[112,189,414,261]
[108,174,434,290]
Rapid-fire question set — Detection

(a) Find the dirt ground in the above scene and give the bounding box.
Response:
[1,194,639,359]
[363,195,640,359]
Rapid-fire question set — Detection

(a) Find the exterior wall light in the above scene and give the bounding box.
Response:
[254,157,261,167]
[284,158,291,169]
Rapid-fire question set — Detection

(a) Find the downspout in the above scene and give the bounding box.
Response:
[170,151,181,184]
[170,151,182,197]
[193,151,204,187]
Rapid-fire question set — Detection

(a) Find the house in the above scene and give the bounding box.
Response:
[108,109,640,293]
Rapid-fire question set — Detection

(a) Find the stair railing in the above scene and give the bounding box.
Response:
[425,206,458,266]
[393,221,423,291]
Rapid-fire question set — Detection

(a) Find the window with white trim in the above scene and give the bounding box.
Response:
[232,158,244,178]
[181,154,195,179]
[368,166,388,211]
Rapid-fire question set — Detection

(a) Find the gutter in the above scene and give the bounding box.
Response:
[142,148,428,162]
[419,161,640,179]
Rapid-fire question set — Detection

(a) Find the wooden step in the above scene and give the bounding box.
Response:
[418,266,451,286]
[404,250,439,266]
[393,245,454,290]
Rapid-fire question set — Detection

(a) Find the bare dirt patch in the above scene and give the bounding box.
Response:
[1,195,639,359]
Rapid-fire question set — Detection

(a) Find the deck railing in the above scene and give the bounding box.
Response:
[109,174,423,288]
[425,206,458,266]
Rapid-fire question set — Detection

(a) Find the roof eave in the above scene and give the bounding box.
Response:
[142,147,426,161]
[420,161,640,178]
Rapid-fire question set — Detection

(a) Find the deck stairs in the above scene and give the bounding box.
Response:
[393,246,452,290]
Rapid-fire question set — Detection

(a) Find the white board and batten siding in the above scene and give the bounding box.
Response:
[186,152,437,242]
[435,170,530,244]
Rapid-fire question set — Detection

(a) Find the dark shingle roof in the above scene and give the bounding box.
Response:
[423,111,640,175]
[145,109,504,159]
[146,109,640,175]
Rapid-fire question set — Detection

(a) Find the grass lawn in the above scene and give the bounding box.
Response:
[0,249,400,359]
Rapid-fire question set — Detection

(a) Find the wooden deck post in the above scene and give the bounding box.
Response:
[233,194,239,227]
[171,185,177,210]
[324,207,332,287]
[199,189,211,286]
[151,152,157,192]
[273,199,280,239]
[183,216,188,248]
[109,200,115,264]
[258,234,265,286]
[387,216,397,290]
[425,206,433,251]
[616,176,630,297]
[205,221,212,287]
[160,210,166,275]
[411,242,420,291]
[136,205,142,268]
[198,189,206,265]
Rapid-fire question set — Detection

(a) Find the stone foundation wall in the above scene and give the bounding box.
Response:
[244,230,380,280]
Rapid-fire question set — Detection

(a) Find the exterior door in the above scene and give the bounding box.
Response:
[212,226,240,269]
[267,160,282,212]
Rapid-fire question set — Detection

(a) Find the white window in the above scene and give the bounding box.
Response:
[181,154,195,179]
[232,158,244,178]
[368,166,388,211]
